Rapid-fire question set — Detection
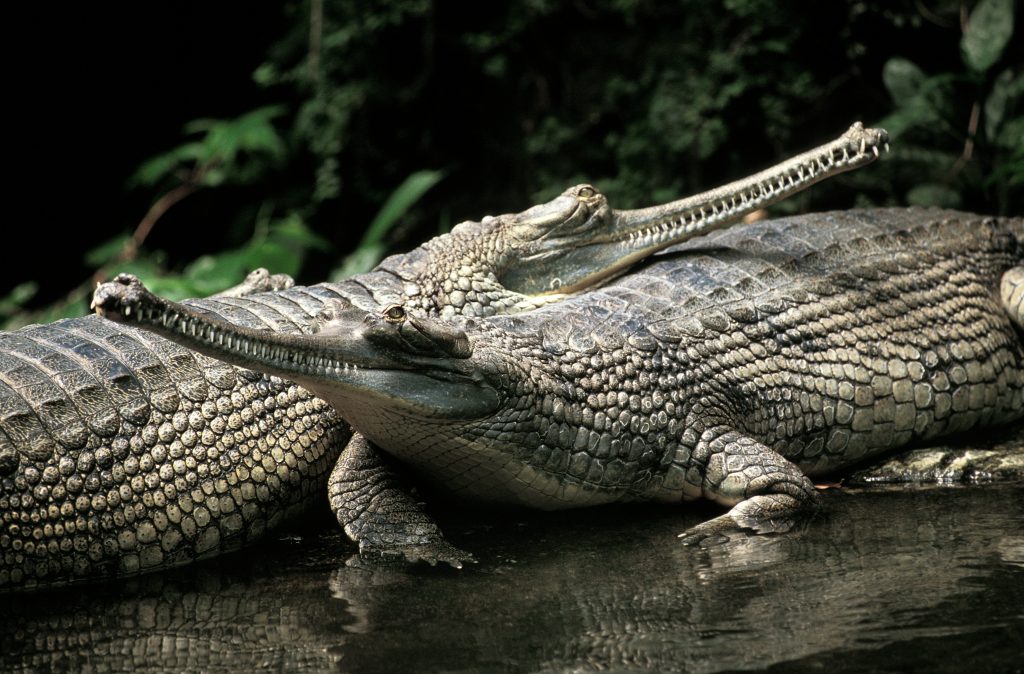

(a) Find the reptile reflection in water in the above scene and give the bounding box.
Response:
[2,484,1022,673]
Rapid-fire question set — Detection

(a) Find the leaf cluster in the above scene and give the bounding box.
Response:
[5,1,1020,329]
[880,0,1020,209]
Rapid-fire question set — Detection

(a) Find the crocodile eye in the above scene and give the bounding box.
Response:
[382,304,407,324]
[577,185,597,199]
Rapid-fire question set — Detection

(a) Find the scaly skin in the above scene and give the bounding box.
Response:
[1,125,888,588]
[95,209,1024,550]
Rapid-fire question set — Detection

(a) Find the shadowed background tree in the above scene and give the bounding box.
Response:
[4,0,1020,329]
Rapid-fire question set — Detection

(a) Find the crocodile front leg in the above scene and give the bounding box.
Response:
[312,299,470,566]
[676,426,819,545]
[330,434,473,568]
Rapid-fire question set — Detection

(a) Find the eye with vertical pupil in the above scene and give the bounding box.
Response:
[577,185,597,199]
[383,304,407,324]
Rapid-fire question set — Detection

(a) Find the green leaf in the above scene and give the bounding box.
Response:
[2,293,91,330]
[199,167,228,188]
[131,106,288,191]
[84,235,131,267]
[985,154,1024,189]
[129,143,206,187]
[329,170,443,281]
[961,0,1016,72]
[882,58,926,106]
[267,213,331,252]
[362,170,444,246]
[174,214,328,290]
[331,244,387,280]
[0,282,38,315]
[984,69,1023,142]
[994,116,1024,152]
[182,252,252,294]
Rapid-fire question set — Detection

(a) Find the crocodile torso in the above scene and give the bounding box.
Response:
[2,125,892,588]
[95,209,1024,546]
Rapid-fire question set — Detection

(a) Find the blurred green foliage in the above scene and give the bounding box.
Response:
[130,106,288,190]
[253,0,1020,217]
[880,0,1020,210]
[330,170,445,280]
[4,0,1020,330]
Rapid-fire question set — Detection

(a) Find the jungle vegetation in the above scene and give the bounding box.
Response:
[3,0,1020,329]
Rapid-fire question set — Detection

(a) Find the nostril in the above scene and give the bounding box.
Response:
[113,273,140,288]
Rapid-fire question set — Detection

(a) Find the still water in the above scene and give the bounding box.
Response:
[2,484,1022,673]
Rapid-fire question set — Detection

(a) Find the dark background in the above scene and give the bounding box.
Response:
[6,1,1021,325]
[11,3,281,301]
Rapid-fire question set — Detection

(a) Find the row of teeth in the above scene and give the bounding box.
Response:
[120,303,357,373]
[111,131,885,362]
[625,138,890,246]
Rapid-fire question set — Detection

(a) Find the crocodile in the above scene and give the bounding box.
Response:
[94,208,1024,548]
[0,124,889,588]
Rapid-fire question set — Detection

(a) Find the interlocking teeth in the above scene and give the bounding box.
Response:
[613,127,888,252]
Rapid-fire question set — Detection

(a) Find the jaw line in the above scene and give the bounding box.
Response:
[244,334,500,421]
[300,362,500,421]
[92,277,500,421]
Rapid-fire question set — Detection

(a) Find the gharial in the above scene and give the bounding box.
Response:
[2,124,889,588]
[95,207,1024,553]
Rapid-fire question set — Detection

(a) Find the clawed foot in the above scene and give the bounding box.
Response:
[678,514,745,547]
[679,494,809,547]
[678,513,799,547]
[358,538,476,569]
[330,434,475,570]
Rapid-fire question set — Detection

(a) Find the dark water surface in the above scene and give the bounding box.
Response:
[2,484,1022,673]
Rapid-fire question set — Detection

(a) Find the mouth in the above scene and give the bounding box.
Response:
[500,123,890,299]
[92,274,500,419]
[611,122,891,251]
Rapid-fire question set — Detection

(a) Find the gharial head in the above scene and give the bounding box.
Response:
[92,274,578,505]
[92,275,505,426]
[422,122,888,305]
